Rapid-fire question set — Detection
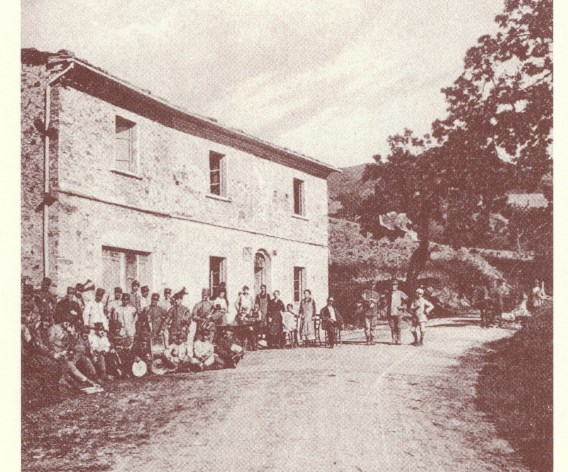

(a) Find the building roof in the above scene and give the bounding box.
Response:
[22,48,340,179]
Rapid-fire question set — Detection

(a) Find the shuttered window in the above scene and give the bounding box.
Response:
[102,247,151,291]
[293,178,305,216]
[115,116,137,173]
[294,267,306,302]
[209,151,226,196]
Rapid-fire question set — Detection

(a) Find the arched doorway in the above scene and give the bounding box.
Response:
[254,250,271,295]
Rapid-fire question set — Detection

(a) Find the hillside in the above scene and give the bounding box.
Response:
[328,164,372,218]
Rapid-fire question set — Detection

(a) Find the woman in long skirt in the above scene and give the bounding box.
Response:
[299,289,317,346]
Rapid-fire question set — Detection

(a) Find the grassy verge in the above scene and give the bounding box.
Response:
[475,302,552,472]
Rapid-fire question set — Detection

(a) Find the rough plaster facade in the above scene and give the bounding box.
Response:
[21,50,336,313]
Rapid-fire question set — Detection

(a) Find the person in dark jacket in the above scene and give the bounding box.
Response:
[320,297,343,348]
[268,291,285,348]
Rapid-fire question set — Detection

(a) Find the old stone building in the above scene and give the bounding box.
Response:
[21,49,338,314]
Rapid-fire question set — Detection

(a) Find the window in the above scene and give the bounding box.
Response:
[209,151,227,196]
[293,178,305,215]
[115,116,137,173]
[102,247,151,291]
[294,267,306,303]
[209,256,227,297]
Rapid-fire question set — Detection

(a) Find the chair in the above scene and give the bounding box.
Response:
[324,324,342,347]
[283,330,296,349]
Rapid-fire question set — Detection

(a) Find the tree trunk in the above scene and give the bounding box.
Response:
[405,200,431,293]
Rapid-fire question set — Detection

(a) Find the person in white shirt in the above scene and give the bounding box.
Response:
[235,286,254,322]
[113,293,137,342]
[140,285,150,310]
[83,288,109,330]
[88,322,112,380]
[106,287,122,319]
[409,288,434,346]
[159,288,173,312]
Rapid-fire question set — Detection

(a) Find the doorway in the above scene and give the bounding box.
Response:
[254,250,271,295]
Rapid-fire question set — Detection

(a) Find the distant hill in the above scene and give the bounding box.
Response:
[327,164,373,218]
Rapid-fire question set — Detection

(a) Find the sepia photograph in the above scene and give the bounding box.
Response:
[19,1,554,470]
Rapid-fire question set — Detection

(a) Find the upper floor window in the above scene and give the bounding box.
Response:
[115,116,137,173]
[293,178,305,216]
[209,151,227,196]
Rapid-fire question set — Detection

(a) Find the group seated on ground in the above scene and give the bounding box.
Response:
[21,276,343,396]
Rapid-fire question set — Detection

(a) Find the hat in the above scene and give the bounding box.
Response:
[114,287,122,293]
[392,279,399,286]
[164,288,172,294]
[42,277,53,287]
[96,288,106,296]
[151,293,160,301]
[151,358,169,376]
[141,285,149,292]
[82,280,95,292]
[132,359,148,378]
[257,339,268,348]
[94,322,105,331]
[416,288,425,295]
[66,286,76,294]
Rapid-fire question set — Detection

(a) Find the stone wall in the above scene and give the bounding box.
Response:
[57,86,329,246]
[54,192,329,314]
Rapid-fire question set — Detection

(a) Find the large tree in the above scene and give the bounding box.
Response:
[360,0,552,290]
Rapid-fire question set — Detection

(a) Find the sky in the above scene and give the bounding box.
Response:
[22,0,504,168]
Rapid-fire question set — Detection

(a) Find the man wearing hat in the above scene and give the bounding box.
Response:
[144,293,167,346]
[159,288,173,311]
[106,287,123,318]
[160,290,192,346]
[129,280,142,312]
[83,288,109,330]
[192,289,214,339]
[54,286,83,330]
[113,293,137,341]
[361,283,380,345]
[409,288,434,346]
[386,279,409,345]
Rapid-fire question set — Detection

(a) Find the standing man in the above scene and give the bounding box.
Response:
[235,286,254,322]
[362,284,380,345]
[490,279,506,327]
[159,288,173,311]
[386,280,408,345]
[299,289,317,346]
[83,288,108,330]
[254,284,271,325]
[140,285,150,311]
[146,293,167,346]
[112,293,138,371]
[160,290,192,346]
[106,287,123,318]
[320,297,343,349]
[192,289,214,334]
[54,286,83,330]
[409,288,434,346]
[129,280,142,312]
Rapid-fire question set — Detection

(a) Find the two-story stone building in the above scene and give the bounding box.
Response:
[21,49,338,313]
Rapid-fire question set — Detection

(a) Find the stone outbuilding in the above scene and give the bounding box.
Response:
[21,48,338,314]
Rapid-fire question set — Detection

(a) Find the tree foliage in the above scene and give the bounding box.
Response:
[358,0,552,289]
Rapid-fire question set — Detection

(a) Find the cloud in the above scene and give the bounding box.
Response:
[22,0,503,167]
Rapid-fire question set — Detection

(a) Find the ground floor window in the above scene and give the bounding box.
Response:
[294,266,306,302]
[209,256,227,297]
[102,246,151,291]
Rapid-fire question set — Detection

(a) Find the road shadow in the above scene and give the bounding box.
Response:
[459,308,552,472]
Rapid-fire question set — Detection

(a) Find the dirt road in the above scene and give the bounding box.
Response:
[23,317,529,472]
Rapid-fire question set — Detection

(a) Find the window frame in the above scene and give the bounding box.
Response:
[293,266,306,303]
[102,246,152,291]
[209,256,227,298]
[293,178,305,216]
[114,115,138,175]
[209,151,227,197]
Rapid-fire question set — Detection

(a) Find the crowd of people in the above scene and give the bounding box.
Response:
[20,276,345,396]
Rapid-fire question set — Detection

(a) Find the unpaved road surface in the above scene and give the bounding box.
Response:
[23,317,529,472]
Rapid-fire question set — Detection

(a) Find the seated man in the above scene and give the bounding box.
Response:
[190,332,216,371]
[54,286,83,330]
[320,297,343,349]
[88,322,118,380]
[33,316,100,389]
